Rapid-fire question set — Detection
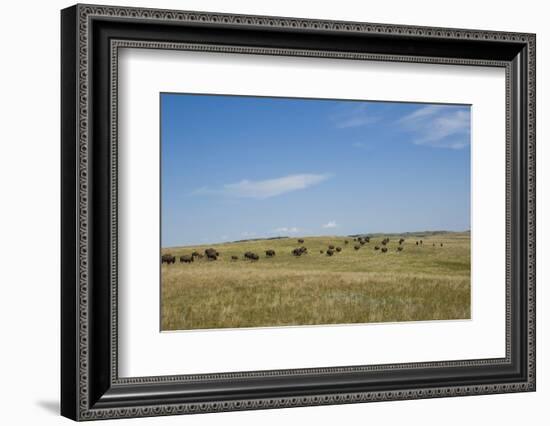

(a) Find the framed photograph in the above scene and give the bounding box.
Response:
[61,4,536,421]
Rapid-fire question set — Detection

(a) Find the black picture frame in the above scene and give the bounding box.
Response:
[61,4,536,421]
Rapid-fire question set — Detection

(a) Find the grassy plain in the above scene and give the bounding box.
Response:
[161,232,470,330]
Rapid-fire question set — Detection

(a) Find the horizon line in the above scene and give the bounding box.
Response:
[162,229,471,249]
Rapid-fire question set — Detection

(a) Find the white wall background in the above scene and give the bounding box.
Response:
[0,0,546,424]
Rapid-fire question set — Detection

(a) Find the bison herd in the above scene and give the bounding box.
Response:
[162,236,447,265]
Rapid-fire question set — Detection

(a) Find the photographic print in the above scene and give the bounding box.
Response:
[160,93,471,331]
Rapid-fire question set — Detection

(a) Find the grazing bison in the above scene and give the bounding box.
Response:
[161,254,176,264]
[231,255,238,261]
[292,247,308,257]
[354,245,361,250]
[326,249,335,256]
[441,243,444,247]
[328,244,335,250]
[297,239,305,244]
[244,251,259,261]
[336,247,342,252]
[374,246,380,251]
[344,240,349,244]
[381,247,388,253]
[360,240,365,246]
[204,248,219,260]
[320,250,324,254]
[416,241,419,246]
[204,248,217,257]
[399,238,405,245]
[191,251,201,258]
[397,246,403,252]
[420,240,423,245]
[365,237,370,243]
[265,249,276,257]
[180,254,194,263]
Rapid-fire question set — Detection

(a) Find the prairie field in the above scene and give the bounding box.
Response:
[161,232,470,331]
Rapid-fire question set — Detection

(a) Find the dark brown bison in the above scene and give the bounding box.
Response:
[360,240,365,246]
[191,251,201,258]
[204,248,217,257]
[420,240,423,245]
[399,238,405,245]
[320,250,324,254]
[354,245,361,250]
[161,254,176,264]
[204,248,219,260]
[381,247,388,253]
[244,251,259,261]
[297,239,305,244]
[328,244,335,250]
[336,247,342,252]
[365,237,370,243]
[326,249,335,256]
[374,246,380,250]
[231,255,238,261]
[397,246,404,252]
[265,249,276,257]
[180,254,194,263]
[292,247,308,256]
[416,241,419,246]
[441,243,444,247]
[344,240,349,244]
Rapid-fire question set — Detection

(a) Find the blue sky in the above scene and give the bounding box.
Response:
[161,93,471,247]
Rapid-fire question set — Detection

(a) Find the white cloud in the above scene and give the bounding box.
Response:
[322,221,338,229]
[331,104,380,129]
[193,173,331,199]
[272,227,300,234]
[399,105,470,149]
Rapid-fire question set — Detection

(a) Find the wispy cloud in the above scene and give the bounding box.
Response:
[193,173,331,199]
[241,231,256,237]
[331,104,381,129]
[272,227,300,234]
[322,221,338,229]
[399,105,470,149]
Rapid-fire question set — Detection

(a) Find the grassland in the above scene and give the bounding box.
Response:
[161,232,470,331]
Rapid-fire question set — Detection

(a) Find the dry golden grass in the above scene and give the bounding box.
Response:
[161,232,470,330]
